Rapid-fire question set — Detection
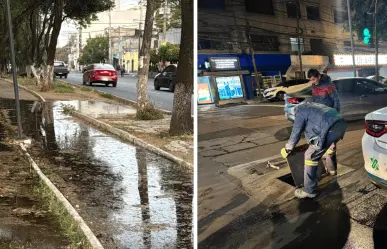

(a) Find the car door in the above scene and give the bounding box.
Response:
[334,78,366,119]
[159,66,170,87]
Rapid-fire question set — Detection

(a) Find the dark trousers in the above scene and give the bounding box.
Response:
[303,121,346,194]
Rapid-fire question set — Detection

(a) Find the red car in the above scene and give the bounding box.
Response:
[82,63,117,87]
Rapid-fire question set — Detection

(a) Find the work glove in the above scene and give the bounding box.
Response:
[281,148,291,159]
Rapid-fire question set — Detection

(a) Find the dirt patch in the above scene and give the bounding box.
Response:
[0,145,70,248]
[101,115,194,164]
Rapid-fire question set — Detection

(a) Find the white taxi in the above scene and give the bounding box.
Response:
[363,108,387,186]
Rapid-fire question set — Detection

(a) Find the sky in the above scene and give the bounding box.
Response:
[57,0,139,47]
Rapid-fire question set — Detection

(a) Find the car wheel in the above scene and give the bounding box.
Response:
[105,83,109,87]
[276,92,285,101]
[169,81,175,92]
[154,80,161,90]
[89,81,93,86]
[64,74,67,79]
[60,76,62,79]
[112,82,117,87]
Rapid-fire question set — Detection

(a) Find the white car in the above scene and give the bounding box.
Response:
[363,108,387,186]
[263,79,310,101]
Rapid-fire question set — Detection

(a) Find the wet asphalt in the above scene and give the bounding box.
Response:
[0,98,193,248]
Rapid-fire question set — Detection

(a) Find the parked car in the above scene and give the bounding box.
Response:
[366,75,387,84]
[54,61,68,78]
[284,77,387,122]
[363,107,387,187]
[82,63,117,87]
[263,79,310,101]
[154,64,177,92]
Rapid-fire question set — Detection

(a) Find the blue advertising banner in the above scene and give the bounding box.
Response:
[216,76,244,100]
[197,76,214,104]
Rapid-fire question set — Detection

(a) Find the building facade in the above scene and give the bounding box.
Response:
[198,0,387,79]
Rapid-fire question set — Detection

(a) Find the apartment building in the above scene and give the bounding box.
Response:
[198,0,387,79]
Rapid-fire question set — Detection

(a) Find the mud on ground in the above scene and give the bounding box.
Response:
[0,115,69,248]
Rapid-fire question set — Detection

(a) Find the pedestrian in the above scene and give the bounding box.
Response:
[281,102,347,199]
[308,69,341,176]
[308,69,340,112]
[121,65,125,77]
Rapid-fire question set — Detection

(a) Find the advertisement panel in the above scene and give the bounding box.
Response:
[209,57,240,71]
[216,76,244,100]
[197,76,214,104]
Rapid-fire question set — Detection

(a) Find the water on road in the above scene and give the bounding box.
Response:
[0,99,193,248]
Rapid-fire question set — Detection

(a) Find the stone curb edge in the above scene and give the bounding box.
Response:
[57,79,172,115]
[7,78,192,168]
[71,111,193,168]
[20,143,104,249]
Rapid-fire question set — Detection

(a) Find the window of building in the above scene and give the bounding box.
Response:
[307,6,320,20]
[286,2,300,18]
[198,0,225,9]
[334,9,348,23]
[245,0,274,15]
[290,38,304,52]
[250,35,279,52]
[310,39,324,54]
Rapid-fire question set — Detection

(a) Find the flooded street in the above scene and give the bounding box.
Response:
[0,99,193,248]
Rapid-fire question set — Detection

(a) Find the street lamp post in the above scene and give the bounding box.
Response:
[5,0,22,138]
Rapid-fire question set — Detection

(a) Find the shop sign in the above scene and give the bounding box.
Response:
[209,57,240,71]
[216,76,244,100]
[291,55,328,66]
[197,76,213,104]
[334,54,387,66]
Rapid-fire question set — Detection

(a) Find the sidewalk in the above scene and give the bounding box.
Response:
[0,109,69,248]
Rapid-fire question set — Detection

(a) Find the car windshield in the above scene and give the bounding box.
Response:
[94,64,115,70]
[54,62,64,67]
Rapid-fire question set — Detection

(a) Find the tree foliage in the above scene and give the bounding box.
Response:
[349,0,387,43]
[158,42,180,62]
[155,0,181,34]
[78,36,109,64]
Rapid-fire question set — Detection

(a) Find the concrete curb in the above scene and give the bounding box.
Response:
[19,143,104,249]
[70,111,193,168]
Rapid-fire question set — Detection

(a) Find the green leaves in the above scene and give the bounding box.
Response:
[158,42,180,62]
[79,36,109,64]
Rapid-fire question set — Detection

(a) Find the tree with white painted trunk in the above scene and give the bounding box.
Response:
[169,0,192,135]
[136,0,164,120]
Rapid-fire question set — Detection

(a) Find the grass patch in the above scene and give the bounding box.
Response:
[61,103,75,114]
[80,86,93,92]
[54,82,74,93]
[34,181,92,249]
[17,77,36,87]
[99,92,114,99]
[136,104,164,120]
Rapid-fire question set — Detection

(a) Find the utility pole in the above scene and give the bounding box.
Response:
[245,20,262,101]
[108,10,112,65]
[295,0,303,79]
[375,0,379,81]
[119,26,122,66]
[138,0,143,74]
[5,0,22,138]
[163,0,168,42]
[346,0,357,77]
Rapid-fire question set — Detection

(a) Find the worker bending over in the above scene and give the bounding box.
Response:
[281,102,347,199]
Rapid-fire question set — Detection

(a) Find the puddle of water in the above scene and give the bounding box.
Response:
[0,99,193,248]
[60,100,136,118]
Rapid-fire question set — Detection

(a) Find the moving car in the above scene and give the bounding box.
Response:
[363,108,387,187]
[54,61,68,79]
[154,64,177,92]
[82,63,117,87]
[284,77,387,121]
[263,79,310,101]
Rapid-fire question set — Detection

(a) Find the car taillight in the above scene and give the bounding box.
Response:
[287,98,301,104]
[366,120,387,137]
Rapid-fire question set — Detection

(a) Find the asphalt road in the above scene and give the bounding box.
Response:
[62,71,176,111]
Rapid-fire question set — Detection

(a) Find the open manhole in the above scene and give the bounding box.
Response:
[278,173,296,187]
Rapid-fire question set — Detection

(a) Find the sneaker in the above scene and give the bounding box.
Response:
[294,188,317,199]
[328,170,337,176]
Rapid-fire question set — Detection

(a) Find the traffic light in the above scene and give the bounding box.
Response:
[363,28,372,44]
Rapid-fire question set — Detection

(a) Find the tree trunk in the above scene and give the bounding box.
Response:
[169,0,193,135]
[136,0,154,118]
